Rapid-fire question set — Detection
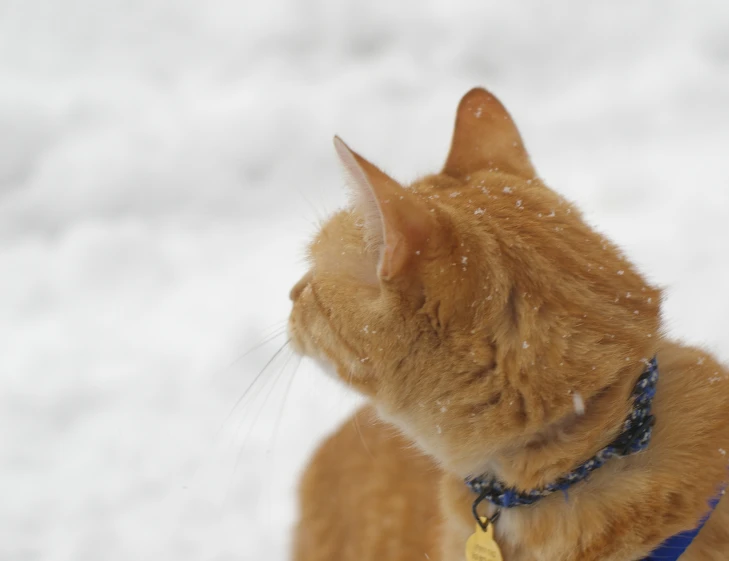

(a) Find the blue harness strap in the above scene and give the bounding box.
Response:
[642,493,723,560]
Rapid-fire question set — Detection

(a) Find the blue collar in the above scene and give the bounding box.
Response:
[466,357,659,510]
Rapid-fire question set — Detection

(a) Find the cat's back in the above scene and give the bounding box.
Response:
[654,341,729,444]
[293,406,443,561]
[639,341,729,558]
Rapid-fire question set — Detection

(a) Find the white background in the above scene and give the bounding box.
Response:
[1,1,728,559]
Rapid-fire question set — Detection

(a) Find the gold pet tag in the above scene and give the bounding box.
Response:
[465,517,503,561]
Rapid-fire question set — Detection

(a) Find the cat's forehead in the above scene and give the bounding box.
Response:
[308,172,553,250]
[305,168,571,284]
[307,210,379,279]
[407,174,460,193]
[309,209,362,251]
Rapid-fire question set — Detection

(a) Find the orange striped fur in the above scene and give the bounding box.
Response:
[288,89,729,561]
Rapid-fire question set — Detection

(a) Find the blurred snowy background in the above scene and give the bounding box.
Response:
[1,1,728,559]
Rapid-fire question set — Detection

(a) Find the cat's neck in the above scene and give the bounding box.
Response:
[477,359,650,491]
[463,262,662,490]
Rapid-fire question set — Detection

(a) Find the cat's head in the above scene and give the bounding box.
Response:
[288,89,661,478]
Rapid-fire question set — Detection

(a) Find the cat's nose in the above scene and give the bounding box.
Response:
[290,271,313,302]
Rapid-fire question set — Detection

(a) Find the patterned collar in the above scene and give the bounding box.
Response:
[466,357,658,513]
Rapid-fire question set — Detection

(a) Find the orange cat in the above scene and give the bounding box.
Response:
[287,88,729,560]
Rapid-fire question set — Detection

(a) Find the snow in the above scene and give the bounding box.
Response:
[1,1,729,560]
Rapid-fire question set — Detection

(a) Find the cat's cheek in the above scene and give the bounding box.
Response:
[288,330,306,356]
[311,356,377,395]
[288,297,324,357]
[287,308,307,355]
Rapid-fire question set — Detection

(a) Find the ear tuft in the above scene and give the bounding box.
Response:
[443,88,536,179]
[334,136,385,250]
[333,136,434,281]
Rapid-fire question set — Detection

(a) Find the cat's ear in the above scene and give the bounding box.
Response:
[334,136,434,281]
[443,88,536,179]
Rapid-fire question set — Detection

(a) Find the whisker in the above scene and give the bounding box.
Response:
[214,340,291,439]
[231,346,295,449]
[235,328,288,362]
[346,367,374,459]
[162,326,292,554]
[225,348,291,452]
[182,339,292,495]
[352,403,374,460]
[261,318,289,333]
[221,348,296,509]
[269,356,301,453]
[264,356,301,520]
[243,318,288,341]
[212,327,287,380]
